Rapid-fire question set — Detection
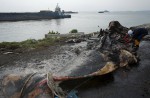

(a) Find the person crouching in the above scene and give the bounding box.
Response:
[128,28,148,51]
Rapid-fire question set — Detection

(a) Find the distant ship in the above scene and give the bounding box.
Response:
[98,10,109,13]
[0,4,71,21]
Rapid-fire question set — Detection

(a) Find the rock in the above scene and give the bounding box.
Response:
[74,48,80,55]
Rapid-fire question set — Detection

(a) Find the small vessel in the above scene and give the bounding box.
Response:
[0,4,71,21]
[98,10,109,13]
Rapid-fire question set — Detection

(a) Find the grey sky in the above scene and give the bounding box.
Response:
[0,0,150,12]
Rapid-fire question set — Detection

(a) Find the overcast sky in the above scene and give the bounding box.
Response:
[0,0,150,12]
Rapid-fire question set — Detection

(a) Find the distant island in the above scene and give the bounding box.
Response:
[98,10,109,13]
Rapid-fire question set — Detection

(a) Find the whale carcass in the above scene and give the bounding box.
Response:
[1,21,139,98]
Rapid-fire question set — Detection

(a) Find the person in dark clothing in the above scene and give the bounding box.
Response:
[128,28,148,51]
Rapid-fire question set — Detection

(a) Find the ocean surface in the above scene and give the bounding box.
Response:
[0,11,150,42]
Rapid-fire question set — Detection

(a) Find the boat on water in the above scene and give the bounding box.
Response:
[98,10,109,13]
[0,4,71,21]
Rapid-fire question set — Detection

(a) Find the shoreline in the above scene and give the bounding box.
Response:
[0,22,150,44]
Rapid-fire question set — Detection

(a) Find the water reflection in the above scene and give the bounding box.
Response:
[54,19,62,25]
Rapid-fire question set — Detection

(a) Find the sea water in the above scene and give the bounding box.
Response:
[0,11,150,42]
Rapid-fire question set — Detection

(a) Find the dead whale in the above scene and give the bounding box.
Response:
[1,32,138,98]
[1,21,139,98]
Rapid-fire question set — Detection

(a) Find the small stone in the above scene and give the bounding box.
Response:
[39,66,44,69]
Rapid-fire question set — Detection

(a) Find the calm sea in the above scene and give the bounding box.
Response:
[0,11,150,42]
